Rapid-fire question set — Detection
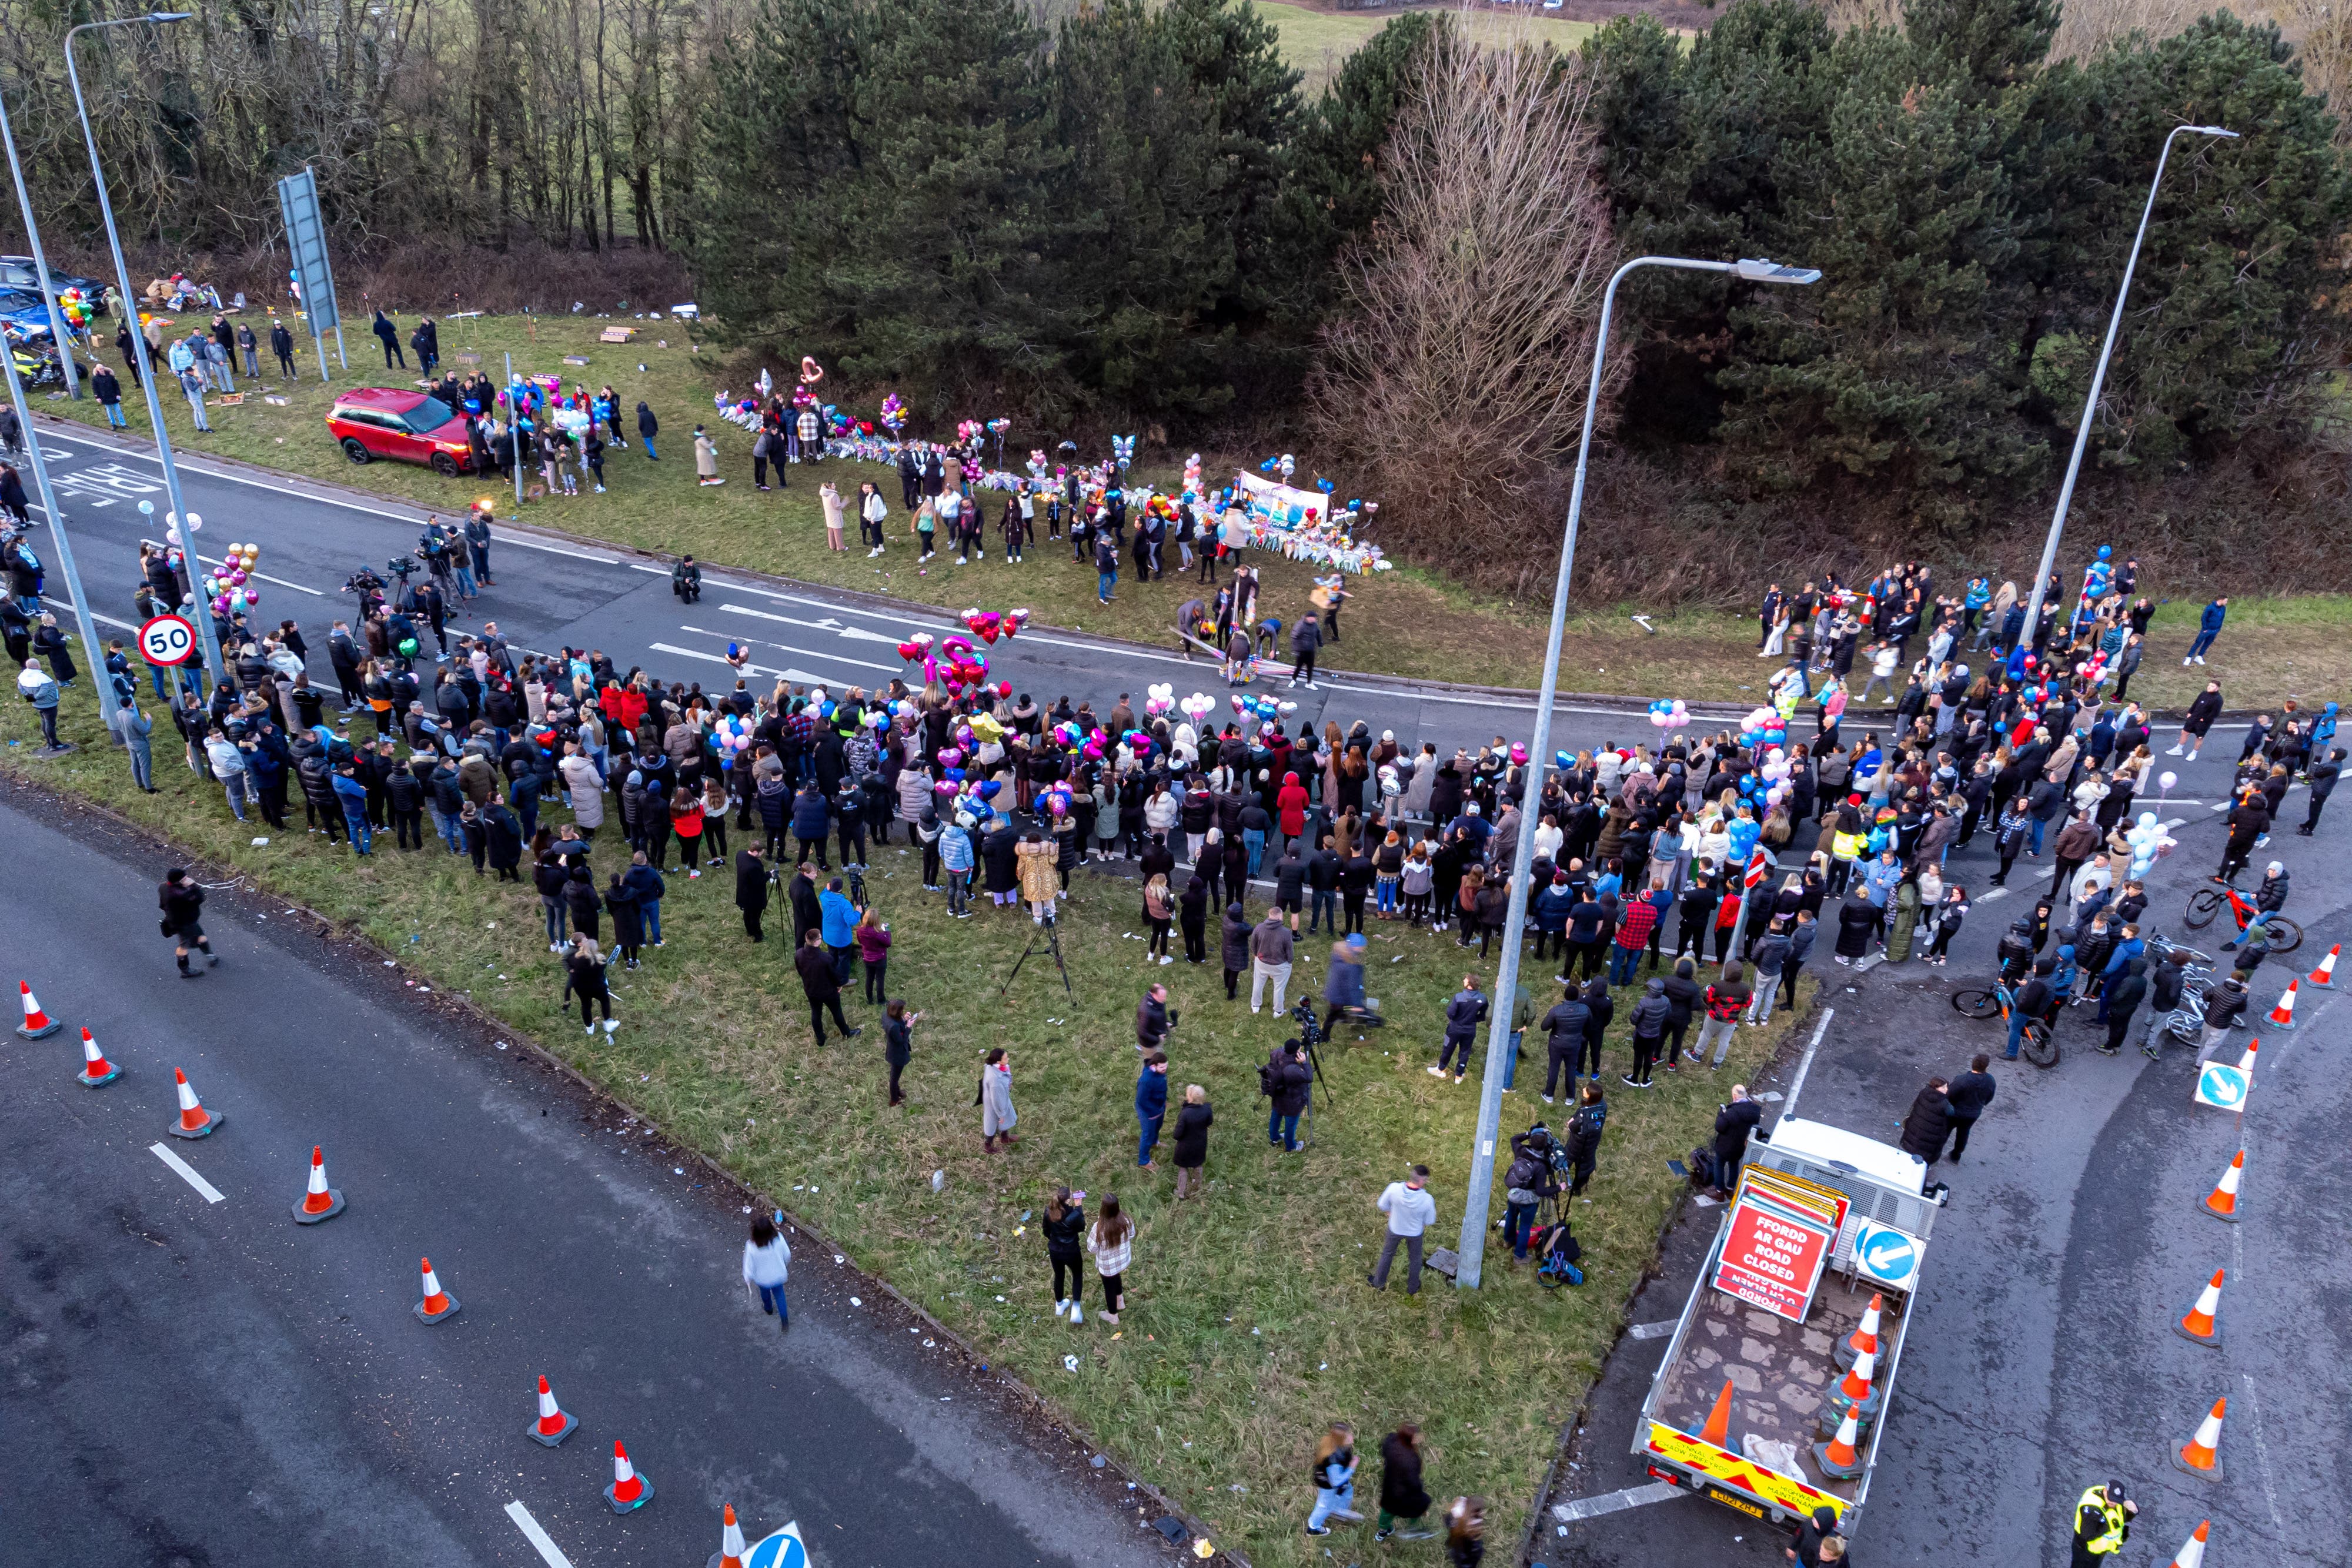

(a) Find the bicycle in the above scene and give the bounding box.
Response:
[2183,881,2302,952]
[1952,976,2058,1067]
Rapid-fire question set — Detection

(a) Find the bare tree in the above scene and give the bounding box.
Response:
[1308,16,1617,595]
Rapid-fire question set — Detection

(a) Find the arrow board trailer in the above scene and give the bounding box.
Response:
[1633,1117,1939,1539]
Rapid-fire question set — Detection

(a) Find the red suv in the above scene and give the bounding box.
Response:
[326,387,478,476]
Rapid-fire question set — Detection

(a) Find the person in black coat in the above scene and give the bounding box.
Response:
[882,999,916,1106]
[1377,1425,1431,1540]
[1170,1085,1213,1198]
[1179,871,1210,964]
[735,843,770,941]
[483,800,523,880]
[982,822,1020,903]
[605,872,645,967]
[1711,1086,1763,1198]
[372,309,405,369]
[1043,1187,1088,1312]
[2300,745,2343,834]
[1833,888,1876,962]
[270,320,296,377]
[562,866,602,942]
[794,928,856,1044]
[787,862,823,945]
[1898,1076,1952,1186]
[1944,1055,1996,1161]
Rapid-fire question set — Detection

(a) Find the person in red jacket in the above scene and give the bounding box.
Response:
[1275,771,1309,852]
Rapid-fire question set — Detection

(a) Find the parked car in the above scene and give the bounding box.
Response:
[326,387,479,476]
[0,258,110,315]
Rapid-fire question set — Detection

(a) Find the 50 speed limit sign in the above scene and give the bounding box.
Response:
[138,613,198,667]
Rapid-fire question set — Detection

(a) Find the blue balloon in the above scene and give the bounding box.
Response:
[977,780,1002,800]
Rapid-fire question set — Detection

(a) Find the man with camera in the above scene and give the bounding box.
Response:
[1261,1039,1312,1152]
[1501,1125,1561,1262]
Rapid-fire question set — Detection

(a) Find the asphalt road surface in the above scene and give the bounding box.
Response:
[15,417,1733,760]
[0,787,1191,1568]
[1531,763,2346,1567]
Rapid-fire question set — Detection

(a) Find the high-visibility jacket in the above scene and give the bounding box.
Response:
[2074,1487,2127,1555]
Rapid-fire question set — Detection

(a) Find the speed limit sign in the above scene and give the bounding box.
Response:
[138,613,198,667]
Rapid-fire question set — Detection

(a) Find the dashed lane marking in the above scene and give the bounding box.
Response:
[148,1142,225,1204]
[505,1500,575,1568]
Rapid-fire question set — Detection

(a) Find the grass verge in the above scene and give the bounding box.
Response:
[5,678,1805,1565]
[1245,1,1599,91]
[41,312,2344,711]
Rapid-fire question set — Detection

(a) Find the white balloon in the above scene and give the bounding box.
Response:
[2158,770,2178,791]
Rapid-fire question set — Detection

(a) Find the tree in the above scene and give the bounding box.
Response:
[1310,26,1616,594]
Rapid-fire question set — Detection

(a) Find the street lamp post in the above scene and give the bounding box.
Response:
[64,12,224,691]
[1452,255,1821,1292]
[0,90,82,400]
[2012,123,2238,663]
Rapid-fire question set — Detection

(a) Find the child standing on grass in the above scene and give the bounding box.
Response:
[1045,1186,1088,1323]
[1307,1423,1362,1535]
[1089,1195,1132,1325]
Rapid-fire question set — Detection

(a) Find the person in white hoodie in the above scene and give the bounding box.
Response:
[743,1211,792,1330]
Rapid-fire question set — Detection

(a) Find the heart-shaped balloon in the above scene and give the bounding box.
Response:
[897,641,923,661]
[938,747,964,768]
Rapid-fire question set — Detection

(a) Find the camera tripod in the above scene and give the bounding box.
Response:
[1001,907,1075,1001]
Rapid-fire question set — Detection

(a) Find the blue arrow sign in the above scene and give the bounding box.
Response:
[1851,1220,1925,1289]
[2194,1064,2249,1110]
[746,1523,807,1568]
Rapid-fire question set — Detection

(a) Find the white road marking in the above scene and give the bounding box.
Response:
[1776,1008,1835,1128]
[148,1142,226,1204]
[1625,1320,1678,1341]
[677,623,898,676]
[488,529,621,564]
[1550,1480,1682,1523]
[1977,887,2009,902]
[42,596,140,633]
[627,562,669,574]
[504,1500,576,1568]
[198,554,324,596]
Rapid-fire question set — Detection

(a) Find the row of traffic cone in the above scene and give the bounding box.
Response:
[2139,948,2326,1564]
[26,971,777,1547]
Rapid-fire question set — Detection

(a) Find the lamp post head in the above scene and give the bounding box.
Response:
[146,11,195,20]
[1735,258,1823,286]
[2186,125,2240,139]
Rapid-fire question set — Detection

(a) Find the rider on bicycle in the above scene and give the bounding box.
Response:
[2223,861,2290,951]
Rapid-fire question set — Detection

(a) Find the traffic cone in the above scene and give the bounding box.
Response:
[16,980,60,1038]
[2175,1269,2225,1347]
[1821,1346,1883,1427]
[290,1145,345,1223]
[604,1439,654,1514]
[2171,1396,2227,1480]
[2308,944,2338,987]
[526,1376,578,1446]
[1695,1378,1733,1448]
[2167,1520,2211,1568]
[414,1257,460,1324]
[1811,1399,1866,1481]
[76,1027,121,1088]
[1834,1293,1883,1369]
[2202,1149,2244,1222]
[167,1068,222,1139]
[707,1503,748,1568]
[2266,978,2300,1029]
[2238,1039,2260,1076]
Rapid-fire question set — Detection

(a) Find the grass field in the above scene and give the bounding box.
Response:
[5,678,1802,1565]
[1247,0,1599,89]
[41,312,2349,711]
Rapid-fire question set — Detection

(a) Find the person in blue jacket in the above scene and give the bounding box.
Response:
[1135,1051,1170,1169]
[790,781,831,869]
[2184,597,2227,665]
[818,875,859,981]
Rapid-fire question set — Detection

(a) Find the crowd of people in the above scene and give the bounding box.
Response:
[18,480,2336,1552]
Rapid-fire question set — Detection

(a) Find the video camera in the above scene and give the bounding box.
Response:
[386,556,417,580]
[1289,997,1321,1045]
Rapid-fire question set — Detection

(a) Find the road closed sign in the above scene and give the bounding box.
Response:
[1712,1184,1837,1322]
[1852,1219,1927,1291]
[137,613,198,667]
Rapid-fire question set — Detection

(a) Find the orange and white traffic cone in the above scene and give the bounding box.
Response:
[290,1145,345,1224]
[16,980,60,1038]
[2202,1149,2244,1223]
[2166,1520,2211,1568]
[168,1068,222,1139]
[604,1439,654,1514]
[707,1503,748,1568]
[526,1376,578,1447]
[1820,1346,1883,1430]
[1812,1399,1866,1481]
[414,1257,460,1324]
[2309,944,2338,987]
[2175,1269,2225,1348]
[2237,1038,2260,1077]
[2266,978,2300,1030]
[76,1027,121,1088]
[1695,1378,1734,1448]
[1834,1293,1883,1369]
[2171,1396,2227,1481]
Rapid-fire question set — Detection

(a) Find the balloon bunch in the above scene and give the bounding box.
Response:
[986,417,1010,437]
[711,712,757,764]
[202,539,262,617]
[161,507,205,548]
[1738,706,1789,750]
[1182,452,1203,497]
[959,606,1030,645]
[1053,718,1113,763]
[878,393,906,435]
[956,419,984,449]
[1027,449,1051,482]
[1742,746,1795,811]
[1257,453,1298,482]
[1648,697,1692,730]
[57,287,91,332]
[1144,682,1175,717]
[1232,692,1297,723]
[1179,692,1218,724]
[1111,434,1135,474]
[910,633,1008,701]
[1040,780,1074,818]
